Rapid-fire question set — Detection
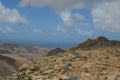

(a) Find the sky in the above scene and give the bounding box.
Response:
[0,0,120,48]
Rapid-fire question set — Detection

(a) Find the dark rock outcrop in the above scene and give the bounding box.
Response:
[46,48,66,56]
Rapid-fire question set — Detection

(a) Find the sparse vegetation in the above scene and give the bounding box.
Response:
[83,68,89,73]
[62,63,72,74]
[47,73,55,79]
[67,76,80,80]
[73,52,81,59]
[17,75,31,80]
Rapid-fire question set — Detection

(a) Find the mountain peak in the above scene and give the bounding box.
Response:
[97,36,109,41]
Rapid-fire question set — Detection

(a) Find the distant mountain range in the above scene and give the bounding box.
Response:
[0,43,51,61]
[0,43,50,54]
[0,43,67,61]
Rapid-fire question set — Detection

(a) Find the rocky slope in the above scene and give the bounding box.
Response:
[0,54,28,78]
[7,37,120,80]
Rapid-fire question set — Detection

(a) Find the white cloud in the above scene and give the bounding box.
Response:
[56,25,66,32]
[20,0,120,32]
[0,26,17,34]
[76,29,92,36]
[59,11,74,27]
[91,2,120,32]
[56,24,92,36]
[20,0,118,11]
[0,2,27,24]
[20,0,82,12]
[58,10,86,29]
[57,11,90,36]
[74,13,85,20]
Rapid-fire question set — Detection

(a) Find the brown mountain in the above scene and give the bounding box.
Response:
[7,36,120,80]
[0,54,28,78]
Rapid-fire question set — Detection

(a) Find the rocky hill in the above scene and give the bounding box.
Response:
[6,37,120,80]
[0,54,28,78]
[71,36,120,50]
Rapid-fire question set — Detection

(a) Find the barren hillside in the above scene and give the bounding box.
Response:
[0,54,28,78]
[6,37,120,80]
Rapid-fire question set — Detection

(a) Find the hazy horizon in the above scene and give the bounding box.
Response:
[0,40,79,48]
